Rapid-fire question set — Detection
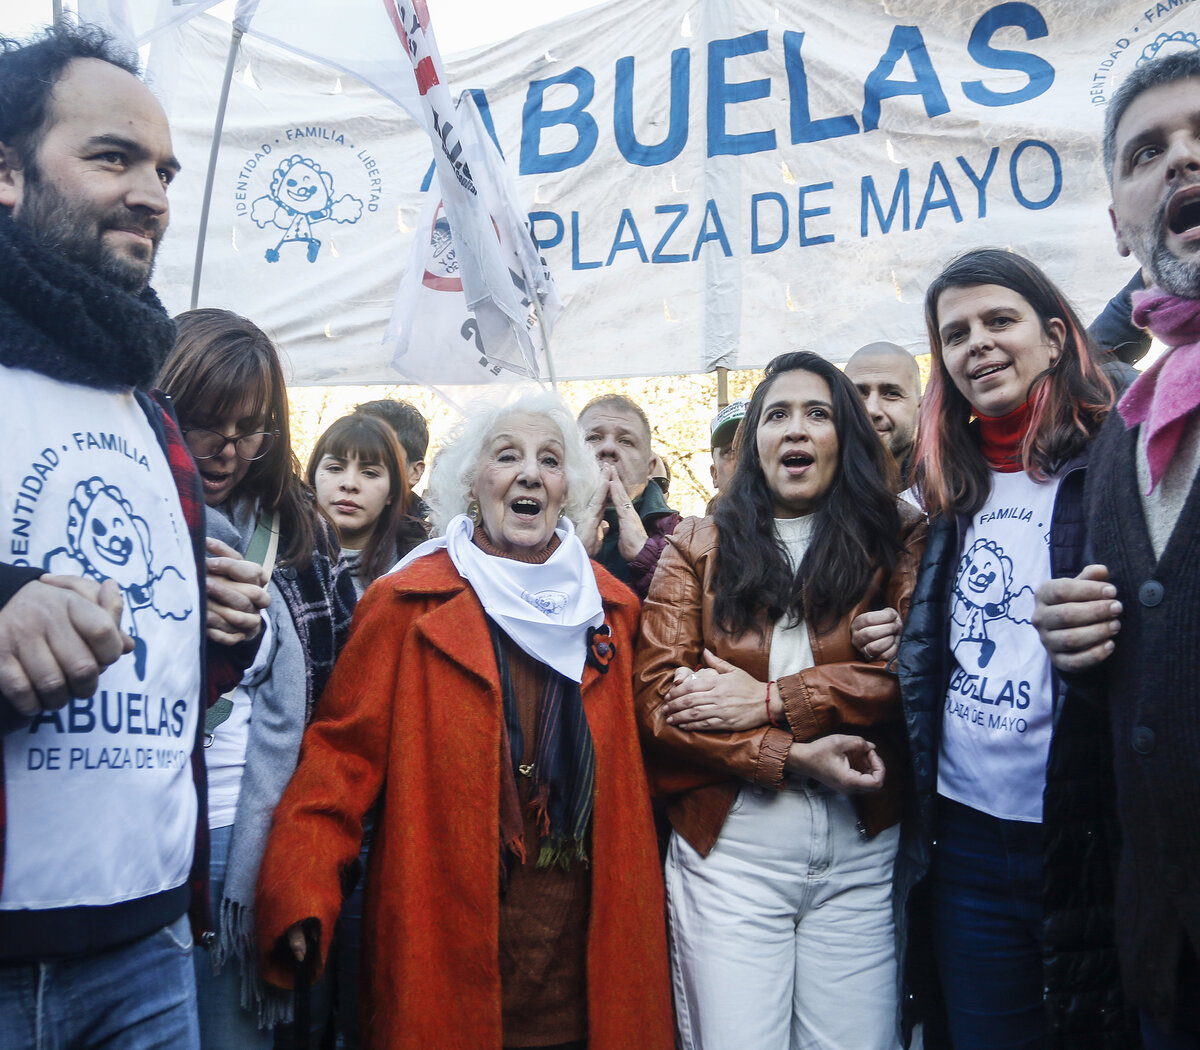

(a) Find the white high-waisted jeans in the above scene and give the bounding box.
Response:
[666,780,902,1050]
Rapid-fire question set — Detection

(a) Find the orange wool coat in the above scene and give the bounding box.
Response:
[255,549,673,1050]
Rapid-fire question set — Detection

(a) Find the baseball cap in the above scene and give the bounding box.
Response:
[710,399,748,449]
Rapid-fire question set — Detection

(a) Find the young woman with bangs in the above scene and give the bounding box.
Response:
[156,308,356,1048]
[855,249,1134,1049]
[308,413,428,597]
[302,412,427,1048]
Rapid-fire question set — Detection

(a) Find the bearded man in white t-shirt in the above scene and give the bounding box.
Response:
[0,22,268,1049]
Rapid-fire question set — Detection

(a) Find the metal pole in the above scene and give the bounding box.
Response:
[52,0,63,22]
[189,27,243,309]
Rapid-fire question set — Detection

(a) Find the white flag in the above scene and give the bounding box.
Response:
[385,89,562,386]
[383,0,556,379]
[79,0,427,125]
[458,92,562,351]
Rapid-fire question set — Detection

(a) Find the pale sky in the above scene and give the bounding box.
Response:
[0,0,604,53]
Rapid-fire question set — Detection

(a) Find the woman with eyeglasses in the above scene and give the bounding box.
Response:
[156,308,357,1048]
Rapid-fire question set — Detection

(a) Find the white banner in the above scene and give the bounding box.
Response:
[140,0,1200,383]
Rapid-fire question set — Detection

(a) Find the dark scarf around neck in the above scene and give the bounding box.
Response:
[0,210,175,389]
[487,618,595,882]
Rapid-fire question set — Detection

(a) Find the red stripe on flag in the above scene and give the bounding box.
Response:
[381,0,405,41]
[413,56,439,94]
[381,0,439,94]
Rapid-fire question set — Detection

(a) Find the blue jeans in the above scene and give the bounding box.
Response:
[0,913,199,1050]
[929,797,1045,1050]
[194,823,274,1050]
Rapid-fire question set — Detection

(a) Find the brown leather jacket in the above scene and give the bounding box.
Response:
[633,505,927,856]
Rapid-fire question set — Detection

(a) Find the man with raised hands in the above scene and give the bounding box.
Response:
[577,395,680,602]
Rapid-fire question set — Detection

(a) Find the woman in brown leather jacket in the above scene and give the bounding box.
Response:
[634,351,926,1050]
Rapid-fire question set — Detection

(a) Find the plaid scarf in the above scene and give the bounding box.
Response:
[487,618,595,882]
[271,525,357,723]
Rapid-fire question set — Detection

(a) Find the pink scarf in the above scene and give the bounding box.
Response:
[1122,289,1200,492]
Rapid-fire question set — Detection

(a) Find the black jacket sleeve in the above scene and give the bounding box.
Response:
[1088,269,1151,366]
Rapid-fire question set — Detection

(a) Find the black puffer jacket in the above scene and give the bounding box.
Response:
[894,453,1139,1050]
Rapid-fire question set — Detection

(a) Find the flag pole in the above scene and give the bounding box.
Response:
[189,26,243,309]
[530,291,558,392]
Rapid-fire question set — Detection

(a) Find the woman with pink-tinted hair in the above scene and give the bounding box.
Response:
[871,249,1135,1049]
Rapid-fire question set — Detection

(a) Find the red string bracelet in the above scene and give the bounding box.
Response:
[766,681,782,728]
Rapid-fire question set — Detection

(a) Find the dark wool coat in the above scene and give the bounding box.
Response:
[256,550,674,1050]
[1083,409,1200,1028]
[895,454,1138,1050]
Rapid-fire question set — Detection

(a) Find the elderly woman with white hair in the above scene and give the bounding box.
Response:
[254,392,673,1050]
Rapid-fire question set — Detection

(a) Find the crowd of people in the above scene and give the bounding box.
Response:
[2,16,1200,1050]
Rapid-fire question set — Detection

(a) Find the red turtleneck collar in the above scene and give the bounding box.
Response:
[976,399,1032,472]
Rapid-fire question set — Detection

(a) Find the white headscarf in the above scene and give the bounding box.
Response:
[389,514,604,682]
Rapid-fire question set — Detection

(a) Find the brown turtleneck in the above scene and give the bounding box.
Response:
[473,527,590,1048]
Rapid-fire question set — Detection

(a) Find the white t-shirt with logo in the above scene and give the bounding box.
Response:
[937,469,1060,824]
[0,367,202,909]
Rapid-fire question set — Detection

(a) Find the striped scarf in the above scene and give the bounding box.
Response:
[487,618,595,881]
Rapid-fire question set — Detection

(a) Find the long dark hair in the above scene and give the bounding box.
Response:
[307,414,423,583]
[914,248,1113,518]
[712,351,901,637]
[157,308,329,570]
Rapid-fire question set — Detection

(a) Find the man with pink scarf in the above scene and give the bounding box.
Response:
[1034,50,1200,1050]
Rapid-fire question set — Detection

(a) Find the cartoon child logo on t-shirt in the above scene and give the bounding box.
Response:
[43,476,193,680]
[951,538,1036,670]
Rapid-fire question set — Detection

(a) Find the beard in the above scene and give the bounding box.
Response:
[16,162,163,295]
[1124,196,1200,299]
[1145,240,1200,299]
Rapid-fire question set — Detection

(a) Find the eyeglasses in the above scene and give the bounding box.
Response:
[182,427,278,462]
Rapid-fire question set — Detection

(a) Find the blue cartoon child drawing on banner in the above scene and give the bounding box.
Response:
[250,154,364,263]
[950,538,1037,670]
[43,477,193,680]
